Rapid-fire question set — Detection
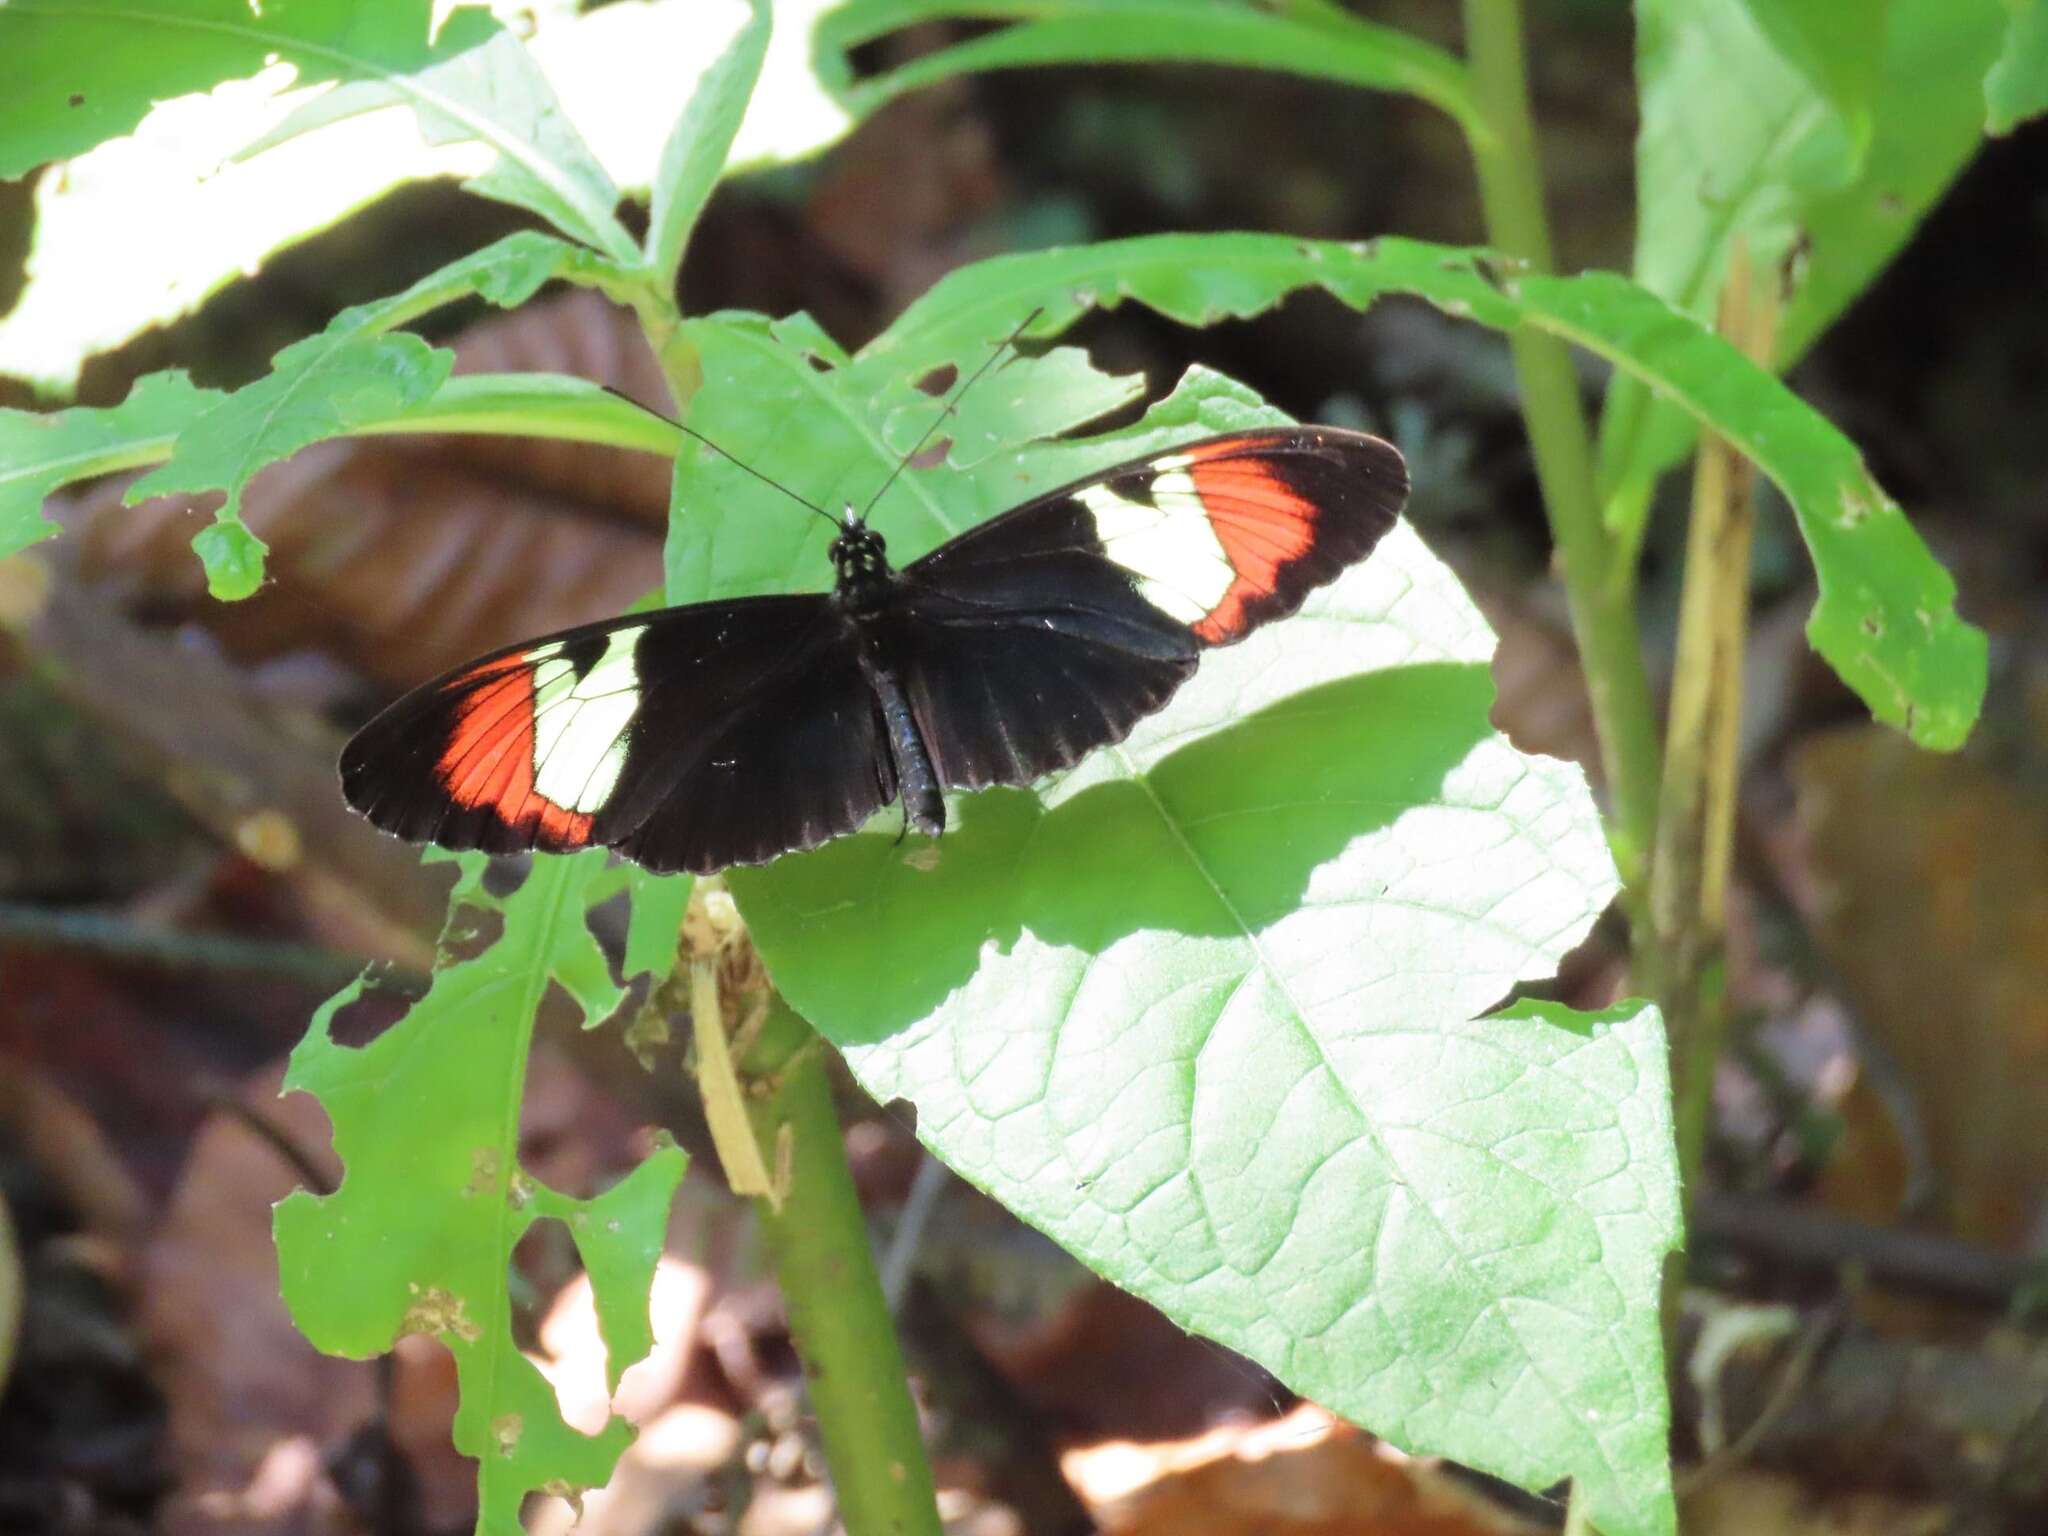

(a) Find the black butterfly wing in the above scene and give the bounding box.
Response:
[340,595,896,875]
[888,425,1407,790]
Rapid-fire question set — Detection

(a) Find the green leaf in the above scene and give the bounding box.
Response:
[1986,0,2048,131]
[0,372,222,561]
[700,350,1679,1535]
[813,0,1483,139]
[0,0,449,178]
[1739,0,1891,152]
[859,233,1986,749]
[879,344,1143,469]
[624,869,693,982]
[246,9,636,260]
[277,851,686,1534]
[118,232,595,599]
[1598,0,1875,526]
[648,0,772,291]
[1598,0,2005,533]
[1780,0,2006,360]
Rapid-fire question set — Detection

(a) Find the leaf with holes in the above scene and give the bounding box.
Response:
[659,310,1142,605]
[276,850,685,1535]
[861,233,1984,750]
[1,372,222,562]
[118,232,601,600]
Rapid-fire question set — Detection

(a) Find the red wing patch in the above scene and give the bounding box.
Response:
[435,659,595,848]
[1181,442,1321,644]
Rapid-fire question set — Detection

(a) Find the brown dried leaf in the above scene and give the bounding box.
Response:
[1064,1405,1543,1536]
[1789,724,2048,1249]
[1680,1469,1944,1536]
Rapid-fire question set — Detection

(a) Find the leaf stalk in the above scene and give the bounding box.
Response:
[1654,240,1778,1201]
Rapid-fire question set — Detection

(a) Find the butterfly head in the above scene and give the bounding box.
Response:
[829,519,894,609]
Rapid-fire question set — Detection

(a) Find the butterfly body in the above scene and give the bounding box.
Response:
[341,426,1407,875]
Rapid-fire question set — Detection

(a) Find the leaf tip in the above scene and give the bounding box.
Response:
[192,519,268,601]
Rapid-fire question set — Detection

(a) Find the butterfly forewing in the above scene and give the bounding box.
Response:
[891,425,1406,789]
[340,596,897,874]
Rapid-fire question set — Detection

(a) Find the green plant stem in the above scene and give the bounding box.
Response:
[741,998,945,1536]
[1460,0,1662,910]
[0,1187,21,1394]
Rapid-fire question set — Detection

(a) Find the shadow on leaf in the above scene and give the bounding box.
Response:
[735,659,1497,1044]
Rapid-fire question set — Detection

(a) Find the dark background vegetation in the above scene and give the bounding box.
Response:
[3,1,2046,1532]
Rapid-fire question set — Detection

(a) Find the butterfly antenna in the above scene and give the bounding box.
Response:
[608,387,846,530]
[858,305,1046,522]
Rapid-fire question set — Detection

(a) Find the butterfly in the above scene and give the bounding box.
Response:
[340,424,1407,875]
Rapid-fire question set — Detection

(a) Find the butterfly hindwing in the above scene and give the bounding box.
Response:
[890,425,1406,789]
[340,596,896,874]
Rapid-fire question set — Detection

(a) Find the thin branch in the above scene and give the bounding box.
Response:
[1691,1192,2044,1310]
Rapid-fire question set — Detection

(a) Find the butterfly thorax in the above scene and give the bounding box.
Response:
[829,522,896,615]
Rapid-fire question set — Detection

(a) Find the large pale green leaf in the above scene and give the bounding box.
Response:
[856,233,1983,750]
[0,373,222,562]
[277,851,686,1536]
[814,0,1482,138]
[678,323,1680,1533]
[245,8,634,260]
[0,2,848,391]
[0,0,453,177]
[1598,0,2006,534]
[1986,0,2048,131]
[120,232,596,600]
